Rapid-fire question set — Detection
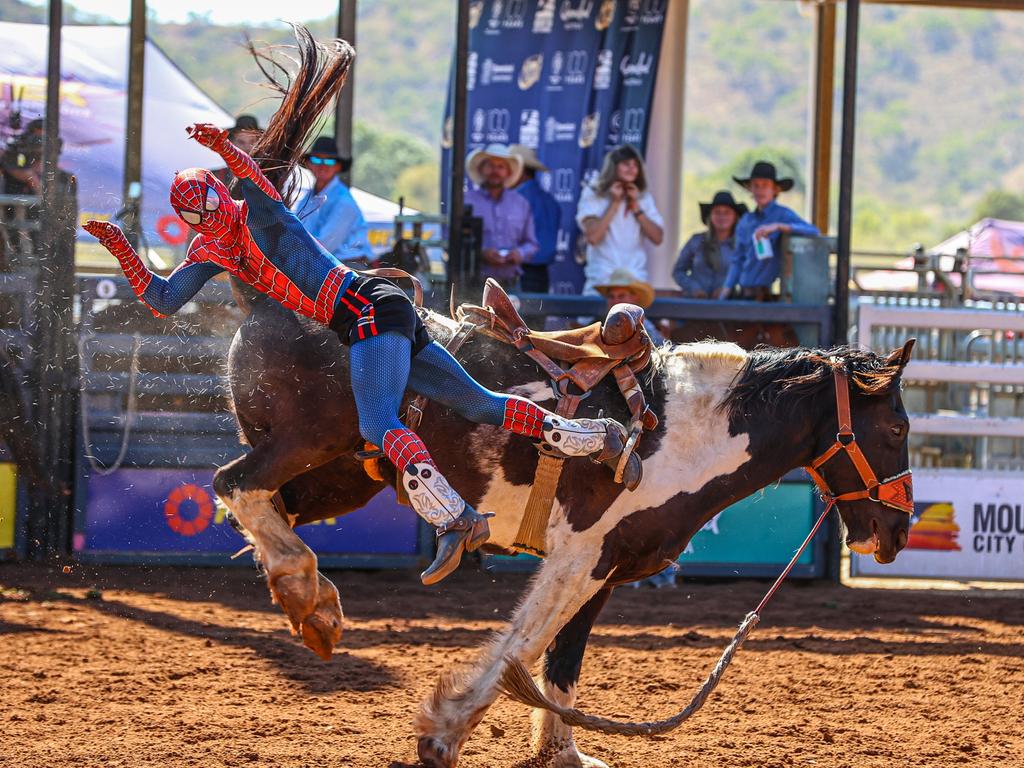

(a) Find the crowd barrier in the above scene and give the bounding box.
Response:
[853,299,1024,580]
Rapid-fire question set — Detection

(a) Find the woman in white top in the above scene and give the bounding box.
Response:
[575,144,664,294]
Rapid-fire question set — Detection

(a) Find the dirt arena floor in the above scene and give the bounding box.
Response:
[2,562,1022,768]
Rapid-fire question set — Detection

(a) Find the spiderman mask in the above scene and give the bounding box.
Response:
[170,168,238,238]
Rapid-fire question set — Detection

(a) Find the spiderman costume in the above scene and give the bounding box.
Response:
[84,123,641,585]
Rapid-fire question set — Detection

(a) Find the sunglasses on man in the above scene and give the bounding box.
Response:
[308,156,339,166]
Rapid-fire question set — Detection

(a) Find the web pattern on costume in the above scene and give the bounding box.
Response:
[112,135,360,325]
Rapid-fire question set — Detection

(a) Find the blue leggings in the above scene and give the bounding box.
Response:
[350,331,507,447]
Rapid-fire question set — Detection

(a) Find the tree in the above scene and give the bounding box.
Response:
[351,121,433,201]
[973,190,1024,223]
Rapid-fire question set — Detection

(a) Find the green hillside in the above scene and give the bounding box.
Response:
[4,0,1024,252]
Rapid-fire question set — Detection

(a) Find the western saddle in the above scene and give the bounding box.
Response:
[422,279,657,556]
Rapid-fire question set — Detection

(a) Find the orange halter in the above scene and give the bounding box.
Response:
[804,369,913,514]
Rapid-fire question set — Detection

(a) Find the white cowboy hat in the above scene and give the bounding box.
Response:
[466,144,523,188]
[509,144,549,172]
[593,268,656,309]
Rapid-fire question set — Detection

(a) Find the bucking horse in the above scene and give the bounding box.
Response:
[215,280,915,766]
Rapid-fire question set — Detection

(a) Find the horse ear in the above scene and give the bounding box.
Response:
[887,338,916,370]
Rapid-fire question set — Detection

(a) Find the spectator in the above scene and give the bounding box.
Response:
[212,115,261,189]
[464,144,538,289]
[672,190,747,298]
[576,144,663,294]
[593,268,665,344]
[509,144,560,293]
[1,118,45,195]
[292,136,374,266]
[719,161,820,301]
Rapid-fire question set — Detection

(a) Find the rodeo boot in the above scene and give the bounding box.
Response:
[401,461,494,586]
[542,416,643,491]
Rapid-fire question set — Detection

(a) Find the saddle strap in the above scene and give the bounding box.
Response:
[512,393,583,558]
[359,267,423,308]
[613,364,659,431]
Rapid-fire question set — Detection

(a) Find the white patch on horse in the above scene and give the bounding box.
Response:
[532,680,609,767]
[507,379,556,403]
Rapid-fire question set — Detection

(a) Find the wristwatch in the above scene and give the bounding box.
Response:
[634,209,645,219]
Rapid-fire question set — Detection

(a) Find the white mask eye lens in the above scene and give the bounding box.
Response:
[180,210,202,225]
[205,188,220,211]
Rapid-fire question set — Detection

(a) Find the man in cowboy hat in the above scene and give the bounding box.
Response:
[593,268,665,344]
[510,144,560,293]
[463,144,538,288]
[719,160,819,301]
[292,135,373,266]
[672,190,747,298]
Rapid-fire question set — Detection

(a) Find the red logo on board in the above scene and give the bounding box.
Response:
[164,483,215,537]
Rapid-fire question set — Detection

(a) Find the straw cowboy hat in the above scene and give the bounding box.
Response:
[593,268,656,309]
[732,160,794,192]
[699,190,748,225]
[509,144,549,172]
[466,144,523,188]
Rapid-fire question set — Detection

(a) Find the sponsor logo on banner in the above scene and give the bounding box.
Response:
[548,50,565,89]
[907,502,961,552]
[578,112,600,148]
[488,0,526,32]
[556,227,571,256]
[467,52,479,91]
[606,109,622,145]
[487,0,503,32]
[623,0,641,26]
[565,50,588,86]
[609,107,645,145]
[560,0,595,31]
[533,0,556,33]
[620,51,654,87]
[486,108,511,142]
[545,116,577,143]
[519,109,541,148]
[469,0,484,28]
[595,0,615,30]
[471,108,486,143]
[539,171,552,192]
[481,58,516,86]
[552,168,577,203]
[582,168,600,189]
[640,0,667,24]
[593,49,614,90]
[519,53,543,90]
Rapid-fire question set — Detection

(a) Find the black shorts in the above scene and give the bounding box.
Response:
[328,276,430,354]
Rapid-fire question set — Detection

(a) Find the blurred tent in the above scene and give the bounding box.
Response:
[856,218,1024,297]
[0,21,410,265]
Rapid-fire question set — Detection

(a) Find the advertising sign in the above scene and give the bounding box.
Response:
[680,482,817,571]
[853,469,1024,581]
[77,467,422,560]
[442,0,669,293]
[0,463,17,551]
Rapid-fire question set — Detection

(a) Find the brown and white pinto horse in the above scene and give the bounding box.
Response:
[213,293,914,768]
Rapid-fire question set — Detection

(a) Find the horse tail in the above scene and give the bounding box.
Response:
[248,24,355,207]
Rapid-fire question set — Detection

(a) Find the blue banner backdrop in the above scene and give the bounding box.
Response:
[442,0,669,293]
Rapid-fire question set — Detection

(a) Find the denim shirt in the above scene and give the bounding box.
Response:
[723,200,820,291]
[672,231,737,296]
[292,176,374,264]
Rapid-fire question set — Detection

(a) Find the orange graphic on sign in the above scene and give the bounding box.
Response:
[164,483,215,537]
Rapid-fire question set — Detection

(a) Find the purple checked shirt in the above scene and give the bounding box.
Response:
[464,186,539,284]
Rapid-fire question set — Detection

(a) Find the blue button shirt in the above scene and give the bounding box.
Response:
[514,177,561,267]
[292,176,374,264]
[724,200,820,291]
[672,231,738,296]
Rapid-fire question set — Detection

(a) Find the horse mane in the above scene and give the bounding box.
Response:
[247,25,355,207]
[721,345,904,419]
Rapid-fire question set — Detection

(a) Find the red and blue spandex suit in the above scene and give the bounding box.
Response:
[85,124,557,481]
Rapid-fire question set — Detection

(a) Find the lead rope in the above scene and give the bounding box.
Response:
[79,333,141,476]
[498,499,835,736]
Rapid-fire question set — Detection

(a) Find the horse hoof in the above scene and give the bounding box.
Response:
[269,571,318,635]
[558,751,609,768]
[301,611,343,660]
[417,736,456,768]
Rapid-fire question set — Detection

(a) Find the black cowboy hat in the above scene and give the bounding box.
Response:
[229,114,260,133]
[699,190,748,225]
[305,136,353,172]
[732,160,794,192]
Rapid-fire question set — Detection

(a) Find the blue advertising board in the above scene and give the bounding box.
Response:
[443,0,669,293]
[75,467,426,567]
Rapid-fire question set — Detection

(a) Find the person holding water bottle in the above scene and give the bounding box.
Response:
[718,161,819,301]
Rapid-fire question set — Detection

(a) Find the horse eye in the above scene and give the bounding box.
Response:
[891,424,905,438]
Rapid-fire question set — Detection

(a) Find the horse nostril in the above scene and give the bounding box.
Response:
[897,528,908,550]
